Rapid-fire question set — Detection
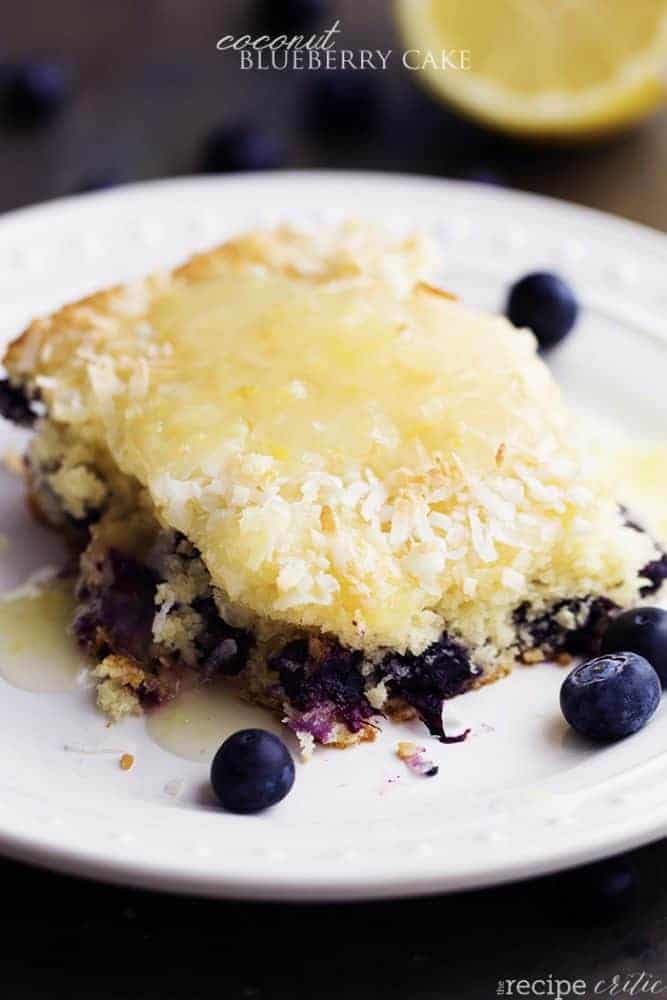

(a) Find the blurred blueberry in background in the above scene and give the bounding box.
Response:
[306,71,379,140]
[75,171,123,194]
[3,60,71,125]
[462,165,506,186]
[552,854,640,924]
[260,0,329,33]
[201,123,285,173]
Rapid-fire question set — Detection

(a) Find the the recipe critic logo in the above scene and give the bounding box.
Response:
[216,19,471,72]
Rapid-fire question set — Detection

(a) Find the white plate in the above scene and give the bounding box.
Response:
[1,171,667,902]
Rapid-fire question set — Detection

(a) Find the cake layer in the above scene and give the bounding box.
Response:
[3,223,659,671]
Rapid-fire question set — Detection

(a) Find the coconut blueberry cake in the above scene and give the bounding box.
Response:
[1,222,664,755]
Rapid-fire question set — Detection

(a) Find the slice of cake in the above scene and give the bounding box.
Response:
[1,222,663,753]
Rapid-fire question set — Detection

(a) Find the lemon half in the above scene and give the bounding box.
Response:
[395,0,667,138]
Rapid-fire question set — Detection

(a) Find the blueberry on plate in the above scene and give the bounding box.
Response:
[506,271,579,350]
[210,729,295,813]
[601,607,667,687]
[4,60,71,123]
[560,652,660,742]
[201,124,284,173]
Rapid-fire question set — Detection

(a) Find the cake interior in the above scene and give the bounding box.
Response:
[3,404,665,754]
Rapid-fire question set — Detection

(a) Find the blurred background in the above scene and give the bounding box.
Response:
[1,0,666,228]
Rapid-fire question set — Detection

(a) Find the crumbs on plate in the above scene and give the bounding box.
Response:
[396,741,439,778]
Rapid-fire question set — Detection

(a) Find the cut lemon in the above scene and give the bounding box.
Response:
[395,0,667,138]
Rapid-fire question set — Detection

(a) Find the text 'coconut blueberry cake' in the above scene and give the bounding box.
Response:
[1,222,665,756]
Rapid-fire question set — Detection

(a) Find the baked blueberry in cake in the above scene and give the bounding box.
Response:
[1,222,663,755]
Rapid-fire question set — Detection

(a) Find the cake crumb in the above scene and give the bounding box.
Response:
[495,442,506,467]
[396,741,439,777]
[521,649,544,664]
[3,450,23,475]
[556,652,573,666]
[119,753,134,771]
[164,778,184,798]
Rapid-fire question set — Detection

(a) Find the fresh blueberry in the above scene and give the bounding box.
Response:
[560,652,660,742]
[306,71,379,138]
[75,171,122,194]
[261,0,329,32]
[4,60,71,123]
[462,166,505,186]
[601,607,667,687]
[506,271,579,350]
[0,378,39,427]
[201,124,284,173]
[210,729,295,813]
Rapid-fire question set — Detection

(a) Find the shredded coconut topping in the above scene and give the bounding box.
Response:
[5,221,659,659]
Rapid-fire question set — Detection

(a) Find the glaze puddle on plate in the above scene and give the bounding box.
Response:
[146,682,284,763]
[579,410,667,548]
[0,576,85,693]
[613,441,667,542]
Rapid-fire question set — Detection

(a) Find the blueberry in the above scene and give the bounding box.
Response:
[548,854,639,924]
[601,607,667,687]
[261,0,329,32]
[201,124,284,173]
[75,171,122,194]
[210,729,295,813]
[0,378,38,427]
[506,271,579,350]
[462,166,505,186]
[560,652,660,742]
[4,60,71,123]
[591,856,640,914]
[306,71,378,139]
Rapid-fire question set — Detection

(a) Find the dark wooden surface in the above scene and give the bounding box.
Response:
[1,0,666,229]
[2,3,667,997]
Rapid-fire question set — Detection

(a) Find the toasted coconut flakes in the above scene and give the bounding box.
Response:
[288,379,308,399]
[469,509,498,563]
[295,730,315,760]
[429,511,451,533]
[320,505,336,533]
[128,357,150,399]
[415,281,457,301]
[366,679,388,709]
[389,507,411,548]
[501,568,525,591]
